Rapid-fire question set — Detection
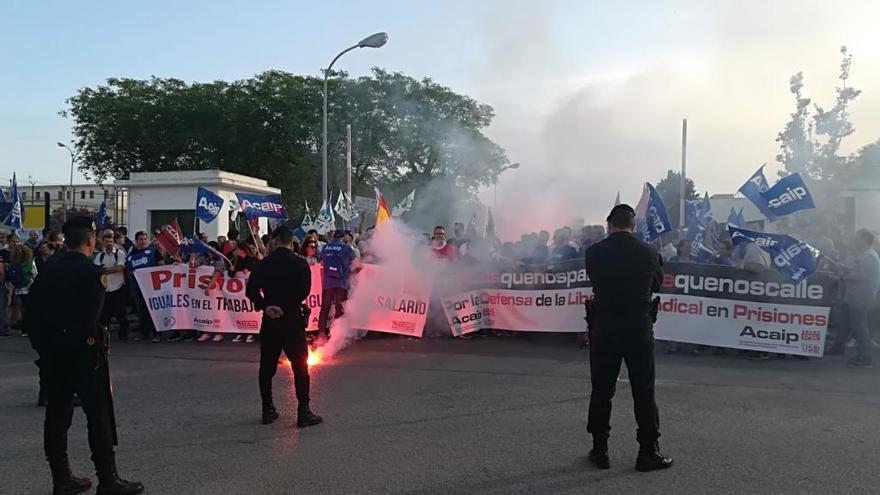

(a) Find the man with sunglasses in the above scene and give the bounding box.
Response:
[584,204,672,472]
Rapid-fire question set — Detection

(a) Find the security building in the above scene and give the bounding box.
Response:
[115,170,280,240]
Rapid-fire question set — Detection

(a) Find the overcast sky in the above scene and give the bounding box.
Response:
[2,0,879,224]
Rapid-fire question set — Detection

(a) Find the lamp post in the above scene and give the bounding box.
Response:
[322,32,388,206]
[493,162,520,212]
[57,142,80,222]
[28,175,37,206]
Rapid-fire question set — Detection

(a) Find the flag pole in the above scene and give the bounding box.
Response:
[346,124,352,201]
[679,118,688,240]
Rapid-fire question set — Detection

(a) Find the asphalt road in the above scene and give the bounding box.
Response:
[2,334,879,495]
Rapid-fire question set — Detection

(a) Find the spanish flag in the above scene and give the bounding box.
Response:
[375,187,392,227]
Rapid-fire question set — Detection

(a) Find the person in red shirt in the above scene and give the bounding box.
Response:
[430,225,459,261]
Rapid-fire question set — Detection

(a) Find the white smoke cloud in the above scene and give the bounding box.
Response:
[465,0,880,235]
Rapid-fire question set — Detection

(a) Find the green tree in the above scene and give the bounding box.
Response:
[63,69,511,219]
[653,170,698,231]
[776,46,861,182]
[775,72,814,176]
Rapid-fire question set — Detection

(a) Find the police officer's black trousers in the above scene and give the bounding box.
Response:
[587,327,660,446]
[44,358,115,465]
[258,318,310,412]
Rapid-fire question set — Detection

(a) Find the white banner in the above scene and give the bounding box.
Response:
[654,293,828,357]
[438,261,833,357]
[134,260,833,357]
[135,262,432,336]
[134,264,262,334]
[442,288,590,336]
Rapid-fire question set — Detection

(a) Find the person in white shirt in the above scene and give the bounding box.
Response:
[95,231,130,341]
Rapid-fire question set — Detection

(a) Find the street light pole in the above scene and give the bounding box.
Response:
[322,32,388,206]
[28,175,36,206]
[57,142,79,222]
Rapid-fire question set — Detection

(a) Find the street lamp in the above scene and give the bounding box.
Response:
[57,142,80,221]
[494,162,520,212]
[28,175,37,206]
[322,32,388,206]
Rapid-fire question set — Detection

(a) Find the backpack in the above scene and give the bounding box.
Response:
[322,245,348,279]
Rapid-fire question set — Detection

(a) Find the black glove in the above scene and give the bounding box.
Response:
[650,296,661,323]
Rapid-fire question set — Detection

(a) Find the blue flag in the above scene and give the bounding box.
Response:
[739,165,775,220]
[727,207,738,226]
[727,207,746,227]
[635,183,672,242]
[96,200,109,227]
[728,225,818,282]
[180,235,231,267]
[762,172,816,217]
[196,187,225,223]
[236,193,288,220]
[739,166,815,221]
[7,174,22,230]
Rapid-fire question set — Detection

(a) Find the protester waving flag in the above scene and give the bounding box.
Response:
[96,200,109,227]
[728,225,819,282]
[195,187,224,224]
[392,190,415,217]
[235,193,288,220]
[739,165,815,221]
[634,182,672,243]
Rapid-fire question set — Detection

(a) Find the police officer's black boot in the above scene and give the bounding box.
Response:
[296,403,323,428]
[587,436,610,469]
[50,457,92,495]
[95,456,144,495]
[262,404,280,425]
[635,441,674,472]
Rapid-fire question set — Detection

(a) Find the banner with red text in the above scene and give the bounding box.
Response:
[134,264,263,334]
[438,261,834,357]
[134,262,432,336]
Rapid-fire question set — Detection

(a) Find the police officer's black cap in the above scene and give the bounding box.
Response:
[62,215,97,236]
[271,225,292,239]
[607,203,636,221]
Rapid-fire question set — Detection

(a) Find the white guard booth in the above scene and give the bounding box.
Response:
[116,170,281,241]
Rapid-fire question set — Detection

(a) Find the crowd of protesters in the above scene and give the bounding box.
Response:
[2,215,878,368]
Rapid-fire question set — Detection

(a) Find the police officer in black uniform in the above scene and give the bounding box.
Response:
[584,204,673,472]
[245,225,322,427]
[25,216,144,495]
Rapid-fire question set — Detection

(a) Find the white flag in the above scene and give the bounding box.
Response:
[314,198,336,235]
[334,191,359,222]
[300,200,314,231]
[392,190,415,217]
